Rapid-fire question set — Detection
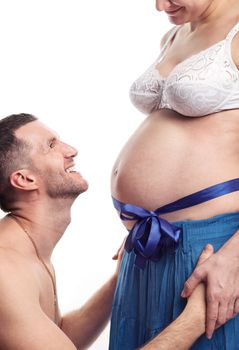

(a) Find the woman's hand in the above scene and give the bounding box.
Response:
[181,239,239,339]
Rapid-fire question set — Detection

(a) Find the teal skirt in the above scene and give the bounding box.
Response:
[109,212,239,349]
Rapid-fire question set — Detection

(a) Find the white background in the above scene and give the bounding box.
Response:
[0,1,171,349]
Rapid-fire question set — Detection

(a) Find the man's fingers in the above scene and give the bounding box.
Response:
[206,299,219,339]
[181,245,212,298]
[181,271,203,298]
[197,244,214,266]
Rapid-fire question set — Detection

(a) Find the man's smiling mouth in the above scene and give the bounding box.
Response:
[65,165,77,173]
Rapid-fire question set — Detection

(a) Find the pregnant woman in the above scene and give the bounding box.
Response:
[109,0,239,349]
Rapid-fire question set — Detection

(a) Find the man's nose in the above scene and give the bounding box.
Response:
[62,142,78,158]
[156,0,172,11]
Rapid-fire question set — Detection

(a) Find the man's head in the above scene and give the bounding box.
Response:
[0,113,88,212]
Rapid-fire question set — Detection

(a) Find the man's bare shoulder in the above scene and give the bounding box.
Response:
[0,245,36,277]
[0,218,38,292]
[0,247,77,349]
[0,246,39,311]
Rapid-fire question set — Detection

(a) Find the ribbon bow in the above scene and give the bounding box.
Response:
[113,199,181,269]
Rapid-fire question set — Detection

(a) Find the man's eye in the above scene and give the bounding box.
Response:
[49,140,55,148]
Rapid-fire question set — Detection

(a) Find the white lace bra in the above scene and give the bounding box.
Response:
[129,23,239,117]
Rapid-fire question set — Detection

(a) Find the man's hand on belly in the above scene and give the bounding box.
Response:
[181,232,239,339]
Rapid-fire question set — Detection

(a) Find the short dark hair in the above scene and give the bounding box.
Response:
[0,113,38,212]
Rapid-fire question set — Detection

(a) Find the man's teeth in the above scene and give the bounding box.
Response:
[66,166,76,173]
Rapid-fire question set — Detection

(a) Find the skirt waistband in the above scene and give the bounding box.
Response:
[173,211,239,248]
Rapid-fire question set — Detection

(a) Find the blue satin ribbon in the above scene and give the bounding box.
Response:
[112,178,239,269]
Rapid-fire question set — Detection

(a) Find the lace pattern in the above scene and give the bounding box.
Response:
[130,23,239,117]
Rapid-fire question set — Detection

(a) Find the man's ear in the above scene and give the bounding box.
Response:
[9,169,39,191]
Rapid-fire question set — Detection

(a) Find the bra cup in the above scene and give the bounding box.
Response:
[129,91,158,115]
[129,78,163,115]
[165,82,231,117]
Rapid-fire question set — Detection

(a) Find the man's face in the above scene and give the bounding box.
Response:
[15,120,88,199]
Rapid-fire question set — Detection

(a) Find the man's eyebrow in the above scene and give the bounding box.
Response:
[48,136,57,142]
[48,133,60,142]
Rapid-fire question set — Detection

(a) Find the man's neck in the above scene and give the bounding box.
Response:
[9,198,74,261]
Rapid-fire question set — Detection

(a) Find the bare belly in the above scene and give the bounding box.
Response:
[111,109,239,224]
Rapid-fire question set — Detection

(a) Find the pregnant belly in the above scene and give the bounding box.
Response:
[111,109,239,222]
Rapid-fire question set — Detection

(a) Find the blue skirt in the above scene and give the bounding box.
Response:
[109,212,239,349]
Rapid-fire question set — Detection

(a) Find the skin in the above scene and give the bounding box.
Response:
[111,0,239,340]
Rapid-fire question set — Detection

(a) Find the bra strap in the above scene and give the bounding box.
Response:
[161,25,180,54]
[225,21,239,49]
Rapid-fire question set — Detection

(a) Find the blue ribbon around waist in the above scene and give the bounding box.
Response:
[112,178,239,269]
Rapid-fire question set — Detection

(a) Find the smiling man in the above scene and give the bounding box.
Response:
[0,113,122,350]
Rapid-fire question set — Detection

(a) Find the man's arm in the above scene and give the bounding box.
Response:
[60,240,125,349]
[61,274,117,349]
[140,284,206,350]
